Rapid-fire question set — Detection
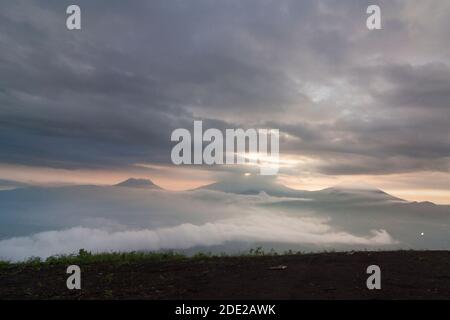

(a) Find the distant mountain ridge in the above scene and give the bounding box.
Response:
[0,179,29,190]
[114,178,162,189]
[0,175,414,203]
[197,174,406,202]
[0,175,449,254]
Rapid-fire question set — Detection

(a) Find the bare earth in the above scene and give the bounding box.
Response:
[1,251,450,299]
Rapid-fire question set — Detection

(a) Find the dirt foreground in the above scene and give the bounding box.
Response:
[1,251,450,299]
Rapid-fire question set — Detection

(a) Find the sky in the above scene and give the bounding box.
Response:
[0,0,449,203]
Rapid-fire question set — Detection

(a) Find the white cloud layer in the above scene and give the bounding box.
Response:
[0,213,396,261]
[2,185,448,262]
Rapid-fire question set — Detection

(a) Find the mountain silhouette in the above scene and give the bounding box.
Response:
[0,177,449,254]
[315,184,405,202]
[114,178,162,189]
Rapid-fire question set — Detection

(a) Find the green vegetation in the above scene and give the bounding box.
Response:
[0,247,307,269]
[0,249,186,269]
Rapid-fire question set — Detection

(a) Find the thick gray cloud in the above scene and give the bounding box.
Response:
[0,0,449,175]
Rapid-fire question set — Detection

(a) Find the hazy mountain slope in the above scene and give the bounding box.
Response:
[263,188,450,250]
[198,175,310,198]
[0,178,449,260]
[0,184,181,239]
[0,179,29,191]
[313,185,405,203]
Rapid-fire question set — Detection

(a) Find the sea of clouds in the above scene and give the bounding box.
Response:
[0,188,397,261]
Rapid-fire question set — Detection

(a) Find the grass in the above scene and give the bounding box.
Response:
[0,248,424,270]
[0,249,186,269]
[0,247,306,269]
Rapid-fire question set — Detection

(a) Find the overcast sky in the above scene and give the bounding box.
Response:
[0,0,449,202]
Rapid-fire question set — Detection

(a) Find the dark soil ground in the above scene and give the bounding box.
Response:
[1,251,450,299]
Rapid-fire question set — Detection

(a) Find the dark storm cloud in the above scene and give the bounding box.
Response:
[374,63,450,110]
[0,0,449,175]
